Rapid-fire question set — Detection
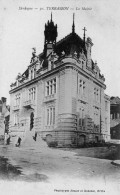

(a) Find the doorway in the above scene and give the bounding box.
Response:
[30,112,34,131]
[95,136,99,143]
[78,134,86,146]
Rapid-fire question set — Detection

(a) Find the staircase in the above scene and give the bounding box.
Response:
[6,130,48,155]
[15,129,48,151]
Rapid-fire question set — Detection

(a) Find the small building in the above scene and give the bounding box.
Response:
[0,97,10,137]
[9,15,110,147]
[110,96,120,139]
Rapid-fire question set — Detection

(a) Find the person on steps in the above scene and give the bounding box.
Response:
[15,137,22,147]
[6,134,10,145]
[33,132,37,141]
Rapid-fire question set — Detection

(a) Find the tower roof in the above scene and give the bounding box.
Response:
[72,13,75,33]
[44,14,58,45]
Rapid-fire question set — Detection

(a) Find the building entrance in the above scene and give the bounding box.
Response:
[30,112,34,131]
[78,134,86,146]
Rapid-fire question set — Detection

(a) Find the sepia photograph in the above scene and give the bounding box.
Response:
[0,0,120,194]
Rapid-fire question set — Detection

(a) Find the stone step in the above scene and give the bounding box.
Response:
[7,128,48,150]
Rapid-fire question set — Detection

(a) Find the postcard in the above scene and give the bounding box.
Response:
[0,0,120,195]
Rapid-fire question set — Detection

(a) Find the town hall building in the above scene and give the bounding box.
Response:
[9,14,110,147]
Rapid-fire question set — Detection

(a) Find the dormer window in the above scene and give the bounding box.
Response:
[31,69,33,80]
[51,61,54,69]
[30,67,36,80]
[82,61,84,69]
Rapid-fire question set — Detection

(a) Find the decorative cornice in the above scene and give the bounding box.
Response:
[9,59,106,94]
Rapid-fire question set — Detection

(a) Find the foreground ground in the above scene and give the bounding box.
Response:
[0,140,120,195]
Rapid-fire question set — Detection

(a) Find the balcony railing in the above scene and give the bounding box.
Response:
[43,94,56,102]
[77,94,88,103]
[23,99,35,108]
[13,105,20,111]
[93,100,100,108]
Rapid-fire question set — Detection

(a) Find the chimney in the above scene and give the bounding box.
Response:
[1,97,7,116]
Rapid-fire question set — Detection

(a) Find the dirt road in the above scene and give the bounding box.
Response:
[0,142,120,195]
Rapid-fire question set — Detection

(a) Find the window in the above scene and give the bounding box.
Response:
[53,108,55,124]
[46,78,56,96]
[94,88,99,101]
[47,109,49,125]
[46,107,55,126]
[50,108,52,125]
[105,101,108,111]
[31,69,33,80]
[94,113,97,127]
[105,118,107,130]
[110,114,113,120]
[112,113,116,119]
[51,61,54,69]
[117,113,120,119]
[29,87,36,100]
[14,113,19,125]
[79,79,85,96]
[81,61,85,69]
[96,89,99,101]
[94,107,99,126]
[79,108,84,126]
[30,68,36,80]
[15,93,20,106]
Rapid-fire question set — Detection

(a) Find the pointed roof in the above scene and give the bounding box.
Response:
[41,32,86,68]
[55,32,85,56]
[56,32,84,47]
[38,31,85,60]
[72,13,75,33]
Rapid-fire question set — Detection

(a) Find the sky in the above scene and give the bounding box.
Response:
[0,0,120,104]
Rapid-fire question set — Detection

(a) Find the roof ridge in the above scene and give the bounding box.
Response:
[56,32,83,46]
[56,33,73,45]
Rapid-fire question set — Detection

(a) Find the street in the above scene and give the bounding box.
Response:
[0,138,120,195]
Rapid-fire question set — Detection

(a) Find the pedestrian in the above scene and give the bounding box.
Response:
[33,132,37,141]
[6,134,10,145]
[15,137,22,147]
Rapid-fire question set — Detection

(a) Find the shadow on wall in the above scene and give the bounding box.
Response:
[110,123,120,140]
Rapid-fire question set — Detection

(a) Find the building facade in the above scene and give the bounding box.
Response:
[0,97,10,136]
[9,16,110,146]
[110,96,120,139]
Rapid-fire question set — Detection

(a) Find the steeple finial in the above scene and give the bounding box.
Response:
[82,27,87,42]
[51,12,52,22]
[72,13,75,33]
